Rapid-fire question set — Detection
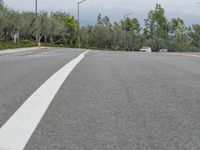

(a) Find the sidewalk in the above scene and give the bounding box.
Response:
[0,47,46,55]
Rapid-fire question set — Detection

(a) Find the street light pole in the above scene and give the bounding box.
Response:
[77,0,87,48]
[35,0,37,15]
[196,2,200,50]
[35,0,38,44]
[123,12,134,51]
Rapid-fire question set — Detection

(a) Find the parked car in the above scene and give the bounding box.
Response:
[140,47,152,52]
[159,49,168,52]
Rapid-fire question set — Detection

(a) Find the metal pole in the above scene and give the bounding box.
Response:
[35,0,38,44]
[123,12,134,51]
[35,0,37,15]
[196,2,200,51]
[78,3,80,48]
[77,0,87,48]
[123,16,126,51]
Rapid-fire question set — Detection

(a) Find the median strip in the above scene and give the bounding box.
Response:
[0,50,89,150]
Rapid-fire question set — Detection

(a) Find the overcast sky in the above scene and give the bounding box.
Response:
[3,0,200,25]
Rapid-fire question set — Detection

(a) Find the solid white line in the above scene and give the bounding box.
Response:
[0,50,90,150]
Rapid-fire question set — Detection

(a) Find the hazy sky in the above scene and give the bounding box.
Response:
[3,0,200,25]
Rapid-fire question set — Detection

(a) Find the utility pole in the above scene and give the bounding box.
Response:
[123,12,134,51]
[77,0,87,48]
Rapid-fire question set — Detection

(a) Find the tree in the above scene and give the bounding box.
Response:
[97,13,103,26]
[188,24,200,48]
[52,12,77,46]
[122,17,141,33]
[0,0,9,39]
[80,25,95,47]
[19,12,37,41]
[113,22,121,31]
[0,0,199,52]
[144,4,168,39]
[46,15,65,44]
[169,18,188,43]
[102,16,111,27]
[97,14,111,27]
[144,38,166,51]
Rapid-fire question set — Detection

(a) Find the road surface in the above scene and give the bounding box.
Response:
[0,48,200,150]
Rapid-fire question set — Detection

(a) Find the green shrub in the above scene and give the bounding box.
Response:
[0,41,36,50]
[22,40,36,47]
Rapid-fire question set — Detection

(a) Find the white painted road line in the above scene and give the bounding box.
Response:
[0,50,90,150]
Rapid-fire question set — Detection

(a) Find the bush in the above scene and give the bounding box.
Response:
[0,40,36,50]
[22,40,36,47]
[0,41,20,50]
[167,41,195,52]
[144,38,166,52]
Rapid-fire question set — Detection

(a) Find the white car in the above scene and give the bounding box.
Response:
[159,49,168,52]
[140,47,152,52]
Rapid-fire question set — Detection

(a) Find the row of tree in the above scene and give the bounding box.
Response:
[0,0,77,47]
[1,0,200,51]
[80,4,200,52]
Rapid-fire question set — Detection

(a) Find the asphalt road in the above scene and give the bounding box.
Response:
[0,48,200,150]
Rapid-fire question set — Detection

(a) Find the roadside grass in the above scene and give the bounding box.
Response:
[0,41,71,51]
[0,40,37,50]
